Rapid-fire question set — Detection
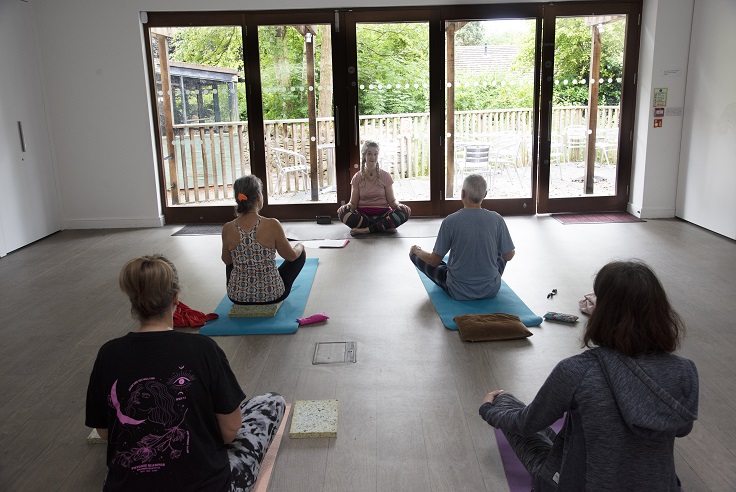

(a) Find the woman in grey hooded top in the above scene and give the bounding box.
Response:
[479,260,698,491]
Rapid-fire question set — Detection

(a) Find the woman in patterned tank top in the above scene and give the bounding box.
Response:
[221,175,305,304]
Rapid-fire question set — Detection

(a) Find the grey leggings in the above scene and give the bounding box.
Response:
[494,394,557,484]
[227,392,286,492]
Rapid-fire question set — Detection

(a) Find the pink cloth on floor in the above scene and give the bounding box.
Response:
[297,313,329,325]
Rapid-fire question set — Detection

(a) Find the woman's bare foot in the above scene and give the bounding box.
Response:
[350,227,371,236]
[383,228,398,234]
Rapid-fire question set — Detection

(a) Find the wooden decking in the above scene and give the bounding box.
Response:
[168,161,619,207]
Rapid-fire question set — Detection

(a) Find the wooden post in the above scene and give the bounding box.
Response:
[304,27,319,201]
[199,127,210,200]
[212,83,221,122]
[209,127,219,199]
[229,124,237,189]
[218,125,227,198]
[179,136,189,202]
[156,34,179,204]
[445,22,466,198]
[188,128,199,201]
[584,24,602,194]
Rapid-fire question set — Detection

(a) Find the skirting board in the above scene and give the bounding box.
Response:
[626,203,675,219]
[63,215,165,229]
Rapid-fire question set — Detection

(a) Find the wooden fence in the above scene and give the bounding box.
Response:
[164,105,620,204]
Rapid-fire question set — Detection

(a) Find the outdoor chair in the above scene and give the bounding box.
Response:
[550,133,565,179]
[595,127,619,165]
[270,147,310,194]
[565,125,588,162]
[492,137,525,189]
[455,144,493,192]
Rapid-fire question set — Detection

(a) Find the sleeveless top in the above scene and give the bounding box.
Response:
[227,219,285,303]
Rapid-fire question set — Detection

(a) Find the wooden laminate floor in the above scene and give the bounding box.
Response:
[0,216,734,491]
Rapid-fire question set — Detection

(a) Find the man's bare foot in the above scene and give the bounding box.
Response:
[383,228,398,234]
[350,227,370,236]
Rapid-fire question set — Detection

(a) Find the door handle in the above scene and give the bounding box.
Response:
[354,105,358,145]
[18,121,26,152]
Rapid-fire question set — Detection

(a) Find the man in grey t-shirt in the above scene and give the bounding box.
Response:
[410,174,515,300]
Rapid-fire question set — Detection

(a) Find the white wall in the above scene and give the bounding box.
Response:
[30,0,476,229]
[676,0,736,239]
[28,0,733,235]
[629,0,693,219]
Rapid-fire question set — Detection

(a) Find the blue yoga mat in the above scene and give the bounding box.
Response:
[200,258,319,336]
[416,269,543,329]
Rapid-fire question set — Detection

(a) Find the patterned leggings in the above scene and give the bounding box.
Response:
[227,392,286,492]
[338,207,410,233]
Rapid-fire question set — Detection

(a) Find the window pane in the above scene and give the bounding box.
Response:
[550,15,626,198]
[259,24,336,203]
[357,22,430,202]
[150,26,249,206]
[445,19,536,200]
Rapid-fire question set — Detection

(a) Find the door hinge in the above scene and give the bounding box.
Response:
[335,11,340,32]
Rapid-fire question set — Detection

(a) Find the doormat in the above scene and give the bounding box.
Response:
[551,212,645,225]
[172,224,224,236]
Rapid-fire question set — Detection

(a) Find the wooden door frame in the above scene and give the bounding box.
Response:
[536,1,642,214]
[144,2,642,224]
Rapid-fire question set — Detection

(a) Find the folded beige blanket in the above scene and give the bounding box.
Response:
[454,313,533,342]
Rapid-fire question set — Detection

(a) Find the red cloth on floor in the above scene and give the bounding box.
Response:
[174,301,218,328]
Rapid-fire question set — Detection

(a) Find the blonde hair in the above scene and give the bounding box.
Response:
[119,254,180,322]
[359,140,384,189]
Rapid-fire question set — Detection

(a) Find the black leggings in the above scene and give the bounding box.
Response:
[226,249,306,304]
[338,208,410,232]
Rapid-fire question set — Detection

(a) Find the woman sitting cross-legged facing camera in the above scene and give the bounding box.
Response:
[222,175,306,304]
[86,255,285,492]
[337,140,411,236]
[480,260,699,491]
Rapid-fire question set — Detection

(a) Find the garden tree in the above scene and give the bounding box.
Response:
[317,25,333,123]
[515,17,625,105]
[451,22,534,111]
[257,25,332,121]
[169,25,333,122]
[455,21,487,46]
[356,23,430,115]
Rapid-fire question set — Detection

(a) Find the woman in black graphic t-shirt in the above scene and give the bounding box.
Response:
[86,255,285,491]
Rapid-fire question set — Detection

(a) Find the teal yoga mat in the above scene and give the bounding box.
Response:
[416,269,543,329]
[200,258,319,336]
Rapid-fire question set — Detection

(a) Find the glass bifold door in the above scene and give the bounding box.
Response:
[143,4,640,223]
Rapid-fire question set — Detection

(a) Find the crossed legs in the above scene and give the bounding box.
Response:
[227,392,286,492]
[339,208,410,235]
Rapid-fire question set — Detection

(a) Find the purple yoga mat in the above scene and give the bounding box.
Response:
[493,418,565,492]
